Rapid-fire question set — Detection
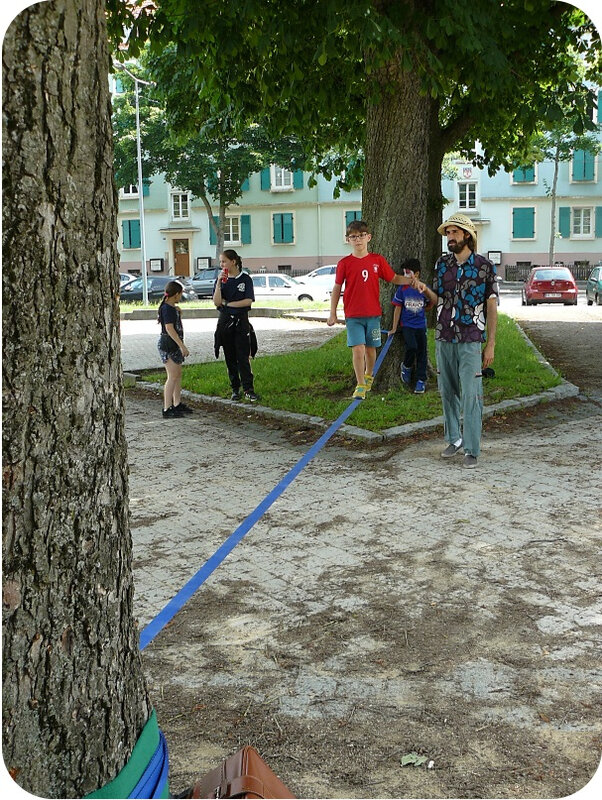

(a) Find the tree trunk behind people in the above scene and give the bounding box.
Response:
[362,59,440,391]
[2,1,151,796]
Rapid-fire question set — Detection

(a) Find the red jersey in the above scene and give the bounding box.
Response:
[335,253,395,318]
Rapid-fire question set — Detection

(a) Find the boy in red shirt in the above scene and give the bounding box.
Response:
[328,220,415,399]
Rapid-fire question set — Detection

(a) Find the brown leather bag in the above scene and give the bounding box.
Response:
[183,746,295,799]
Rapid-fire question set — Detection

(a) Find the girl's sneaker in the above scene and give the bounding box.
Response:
[352,384,367,400]
[364,374,374,391]
[414,380,426,394]
[401,365,412,385]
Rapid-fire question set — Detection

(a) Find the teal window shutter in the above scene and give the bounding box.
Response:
[122,220,131,249]
[572,149,594,181]
[513,166,535,182]
[142,181,150,196]
[130,220,141,249]
[260,168,270,190]
[283,213,294,242]
[293,170,303,189]
[345,211,361,226]
[273,213,294,243]
[558,207,570,238]
[512,207,534,238]
[241,214,251,244]
[209,215,218,246]
[123,219,141,249]
[595,207,602,238]
[273,214,282,243]
[598,90,602,125]
[241,178,250,191]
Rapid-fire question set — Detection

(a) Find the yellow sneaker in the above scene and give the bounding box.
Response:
[364,374,374,391]
[352,384,367,400]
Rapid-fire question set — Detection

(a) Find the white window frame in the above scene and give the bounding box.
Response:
[457,181,478,211]
[270,165,294,192]
[223,216,241,246]
[571,206,594,239]
[171,191,190,221]
[120,184,139,199]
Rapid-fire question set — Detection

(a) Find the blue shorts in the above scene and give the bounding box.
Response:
[345,316,382,348]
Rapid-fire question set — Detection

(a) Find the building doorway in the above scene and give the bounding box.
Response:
[173,239,190,276]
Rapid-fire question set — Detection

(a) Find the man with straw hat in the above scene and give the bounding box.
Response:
[432,213,499,469]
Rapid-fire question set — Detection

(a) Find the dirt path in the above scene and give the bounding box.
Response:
[129,317,602,800]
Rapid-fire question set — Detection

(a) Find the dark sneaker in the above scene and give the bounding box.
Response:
[401,365,412,385]
[170,404,185,418]
[244,391,260,402]
[463,454,478,469]
[414,380,426,394]
[231,391,241,401]
[440,442,463,458]
[175,402,193,415]
[162,406,174,418]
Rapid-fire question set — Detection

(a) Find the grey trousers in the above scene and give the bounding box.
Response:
[435,340,484,457]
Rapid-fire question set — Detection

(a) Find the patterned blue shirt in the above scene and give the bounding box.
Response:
[433,252,499,343]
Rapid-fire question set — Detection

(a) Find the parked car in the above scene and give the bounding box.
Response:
[251,273,331,303]
[191,267,220,298]
[521,267,578,306]
[120,272,134,287]
[299,264,338,282]
[119,275,198,302]
[585,265,602,306]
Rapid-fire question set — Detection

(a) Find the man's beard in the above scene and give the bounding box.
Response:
[447,234,471,254]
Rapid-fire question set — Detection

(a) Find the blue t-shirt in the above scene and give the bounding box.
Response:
[392,285,428,329]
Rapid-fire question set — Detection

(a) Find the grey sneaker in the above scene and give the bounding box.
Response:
[440,442,463,458]
[230,391,241,401]
[463,454,478,469]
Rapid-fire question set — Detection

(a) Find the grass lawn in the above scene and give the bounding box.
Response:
[140,313,561,432]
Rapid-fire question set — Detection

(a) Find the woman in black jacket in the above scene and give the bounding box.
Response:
[213,250,259,402]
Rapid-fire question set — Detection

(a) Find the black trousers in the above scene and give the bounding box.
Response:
[402,327,427,382]
[222,323,254,393]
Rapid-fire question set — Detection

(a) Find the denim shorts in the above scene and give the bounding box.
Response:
[345,316,382,348]
[157,342,185,365]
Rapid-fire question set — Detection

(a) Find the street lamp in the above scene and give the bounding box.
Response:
[116,64,154,305]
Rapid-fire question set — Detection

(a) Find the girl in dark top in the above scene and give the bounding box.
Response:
[157,280,192,418]
[213,250,259,402]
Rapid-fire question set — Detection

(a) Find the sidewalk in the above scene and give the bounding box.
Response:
[127,390,602,799]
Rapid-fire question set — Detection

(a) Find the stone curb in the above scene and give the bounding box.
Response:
[124,327,579,443]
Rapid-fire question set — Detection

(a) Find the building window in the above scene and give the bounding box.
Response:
[121,184,139,198]
[512,207,535,239]
[271,166,294,191]
[122,219,141,249]
[458,182,477,211]
[171,192,189,220]
[223,216,240,245]
[571,149,595,182]
[272,212,295,244]
[572,207,593,238]
[512,166,536,183]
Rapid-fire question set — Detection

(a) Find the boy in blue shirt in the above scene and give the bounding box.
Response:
[388,259,437,393]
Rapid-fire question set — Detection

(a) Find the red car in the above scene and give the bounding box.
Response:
[521,267,578,306]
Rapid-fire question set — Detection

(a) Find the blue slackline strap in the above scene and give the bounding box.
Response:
[129,731,169,799]
[139,333,394,651]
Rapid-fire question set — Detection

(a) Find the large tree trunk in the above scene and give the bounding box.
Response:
[362,57,439,390]
[2,1,151,796]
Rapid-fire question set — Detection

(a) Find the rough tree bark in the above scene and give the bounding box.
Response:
[362,57,441,390]
[2,1,151,796]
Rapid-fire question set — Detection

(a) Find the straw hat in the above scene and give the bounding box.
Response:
[437,213,477,249]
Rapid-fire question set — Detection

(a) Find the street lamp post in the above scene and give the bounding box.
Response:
[118,65,153,305]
